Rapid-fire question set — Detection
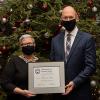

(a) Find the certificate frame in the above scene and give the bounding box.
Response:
[28,62,65,94]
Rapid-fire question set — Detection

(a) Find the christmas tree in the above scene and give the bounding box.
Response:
[0,0,100,100]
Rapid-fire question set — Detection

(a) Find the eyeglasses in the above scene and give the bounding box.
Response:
[21,43,35,47]
[61,16,75,21]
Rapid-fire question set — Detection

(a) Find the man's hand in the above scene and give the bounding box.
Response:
[63,81,75,95]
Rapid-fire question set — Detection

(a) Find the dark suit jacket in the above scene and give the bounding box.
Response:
[50,31,96,100]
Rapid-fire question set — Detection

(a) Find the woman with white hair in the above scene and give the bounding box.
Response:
[0,34,42,100]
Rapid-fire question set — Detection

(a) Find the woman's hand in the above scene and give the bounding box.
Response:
[14,87,36,98]
[22,90,36,97]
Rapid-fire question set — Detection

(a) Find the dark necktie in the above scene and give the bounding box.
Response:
[65,33,71,61]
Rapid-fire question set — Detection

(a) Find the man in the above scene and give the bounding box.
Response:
[50,6,96,100]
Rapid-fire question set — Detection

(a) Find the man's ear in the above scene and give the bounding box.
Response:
[34,43,36,47]
[76,12,79,22]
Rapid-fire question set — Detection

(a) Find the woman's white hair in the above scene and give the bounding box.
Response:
[19,34,34,43]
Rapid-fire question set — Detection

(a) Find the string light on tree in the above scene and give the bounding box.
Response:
[24,18,30,23]
[2,17,7,23]
[98,90,100,95]
[90,80,96,87]
[44,32,50,38]
[27,4,33,9]
[24,18,30,26]
[23,18,31,32]
[92,6,97,20]
[10,8,13,12]
[12,26,17,32]
[92,6,97,12]
[0,0,4,4]
[59,10,62,14]
[0,0,4,1]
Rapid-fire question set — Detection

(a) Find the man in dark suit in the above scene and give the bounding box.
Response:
[50,6,96,100]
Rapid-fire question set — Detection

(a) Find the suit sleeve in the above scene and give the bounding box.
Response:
[73,37,96,87]
[0,58,16,93]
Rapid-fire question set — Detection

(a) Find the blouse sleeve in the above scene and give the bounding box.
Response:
[0,57,17,94]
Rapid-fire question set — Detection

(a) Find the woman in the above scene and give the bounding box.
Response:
[0,34,43,100]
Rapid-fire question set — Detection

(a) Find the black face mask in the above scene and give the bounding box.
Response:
[22,46,35,55]
[62,19,76,32]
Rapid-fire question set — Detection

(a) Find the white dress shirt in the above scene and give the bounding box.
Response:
[64,26,78,53]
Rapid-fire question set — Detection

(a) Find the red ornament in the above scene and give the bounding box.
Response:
[12,26,17,32]
[0,45,10,56]
[87,0,93,8]
[53,24,62,37]
[41,3,48,11]
[14,20,22,27]
[37,2,48,12]
[26,28,32,33]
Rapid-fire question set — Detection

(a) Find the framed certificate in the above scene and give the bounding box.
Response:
[28,62,65,94]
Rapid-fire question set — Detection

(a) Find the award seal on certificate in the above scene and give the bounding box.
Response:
[28,62,65,94]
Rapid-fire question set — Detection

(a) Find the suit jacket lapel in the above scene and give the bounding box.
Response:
[67,31,82,62]
[59,32,65,60]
